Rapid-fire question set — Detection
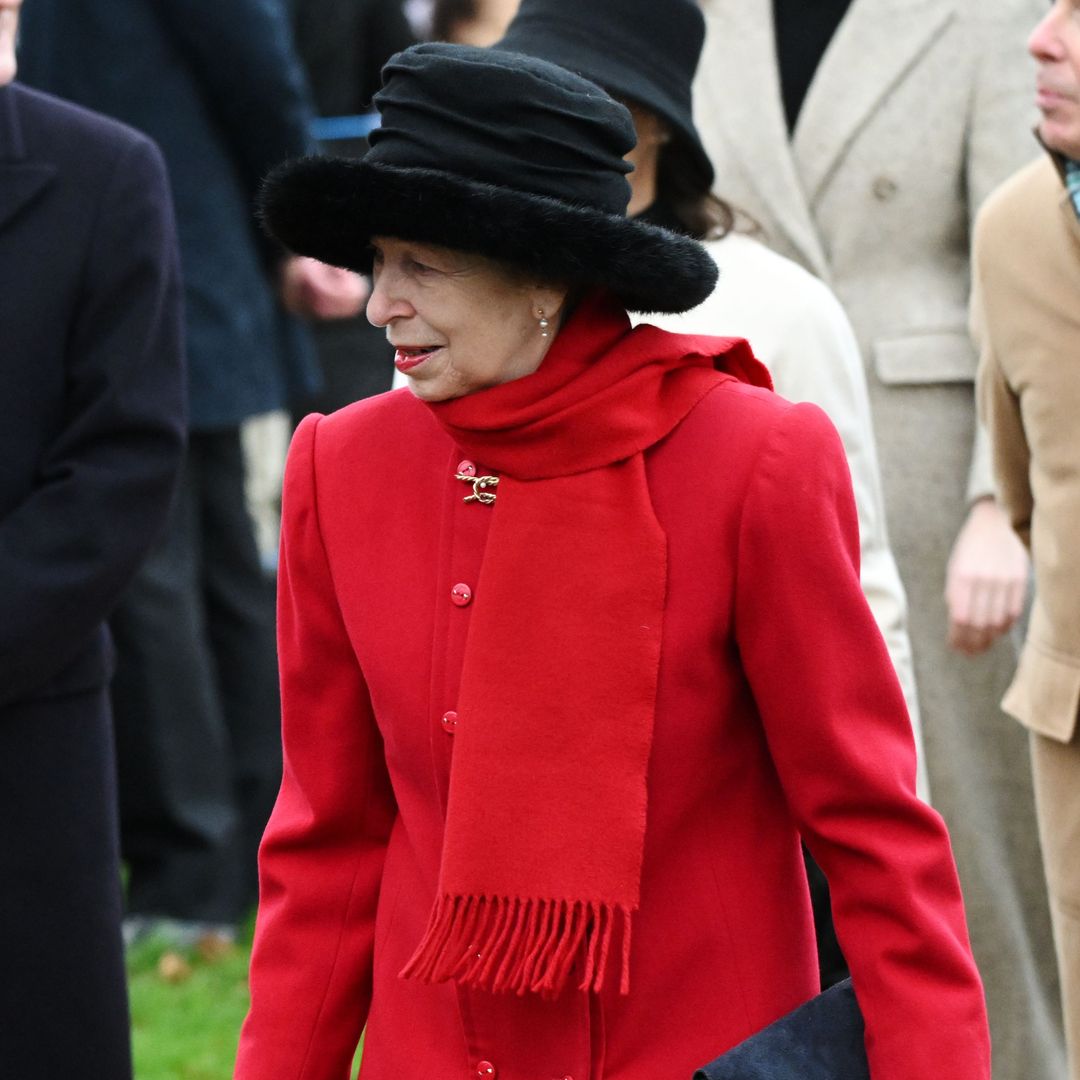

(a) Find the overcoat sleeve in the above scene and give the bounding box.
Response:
[235,414,398,1080]
[0,135,184,706]
[734,403,990,1080]
[963,1,1044,505]
[972,258,1033,548]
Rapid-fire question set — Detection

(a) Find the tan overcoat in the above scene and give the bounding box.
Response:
[694,3,1064,1077]
[974,153,1080,745]
[973,149,1080,1080]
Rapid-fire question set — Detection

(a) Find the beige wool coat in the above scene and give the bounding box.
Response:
[974,153,1080,745]
[694,3,1064,1077]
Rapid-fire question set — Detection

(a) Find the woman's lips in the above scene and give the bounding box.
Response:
[394,346,441,373]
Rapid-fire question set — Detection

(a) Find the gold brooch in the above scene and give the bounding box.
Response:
[456,472,499,505]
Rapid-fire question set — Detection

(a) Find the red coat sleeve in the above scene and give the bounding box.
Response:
[733,402,990,1080]
[235,414,397,1080]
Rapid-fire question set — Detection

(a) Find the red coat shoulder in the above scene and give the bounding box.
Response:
[653,375,845,489]
[293,388,453,489]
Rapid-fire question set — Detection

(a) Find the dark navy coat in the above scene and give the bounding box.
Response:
[16,0,320,429]
[0,82,185,705]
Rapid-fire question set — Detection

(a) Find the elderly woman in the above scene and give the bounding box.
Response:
[235,43,988,1080]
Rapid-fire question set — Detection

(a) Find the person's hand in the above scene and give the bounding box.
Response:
[945,497,1029,655]
[279,255,369,320]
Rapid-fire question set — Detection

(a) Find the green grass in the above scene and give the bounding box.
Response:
[127,933,252,1080]
[126,921,363,1079]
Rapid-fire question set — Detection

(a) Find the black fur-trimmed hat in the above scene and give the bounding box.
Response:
[258,43,717,314]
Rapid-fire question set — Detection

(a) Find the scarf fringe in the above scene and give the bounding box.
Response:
[399,895,633,998]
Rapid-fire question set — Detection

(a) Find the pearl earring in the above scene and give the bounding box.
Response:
[538,310,550,338]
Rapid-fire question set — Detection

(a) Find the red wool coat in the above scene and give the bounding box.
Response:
[236,356,989,1079]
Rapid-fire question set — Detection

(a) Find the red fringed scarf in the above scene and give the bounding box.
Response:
[400,292,771,998]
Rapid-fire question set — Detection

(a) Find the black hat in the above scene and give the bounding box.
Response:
[494,0,714,194]
[259,43,717,314]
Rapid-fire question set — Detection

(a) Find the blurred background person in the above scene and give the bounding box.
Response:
[0,0,185,1071]
[243,0,417,574]
[288,0,417,415]
[16,0,367,947]
[694,1,1063,1075]
[291,0,415,117]
[974,3,1080,1074]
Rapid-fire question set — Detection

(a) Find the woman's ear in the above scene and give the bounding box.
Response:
[532,284,571,328]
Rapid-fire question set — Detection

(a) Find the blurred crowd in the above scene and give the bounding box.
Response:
[1,0,1077,1078]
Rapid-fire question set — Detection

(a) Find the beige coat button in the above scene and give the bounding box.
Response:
[872,175,898,201]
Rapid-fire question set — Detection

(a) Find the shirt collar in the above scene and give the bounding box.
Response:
[1033,128,1080,222]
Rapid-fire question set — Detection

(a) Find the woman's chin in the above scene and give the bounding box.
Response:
[404,376,465,403]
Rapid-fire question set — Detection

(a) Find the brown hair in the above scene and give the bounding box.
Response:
[656,141,736,242]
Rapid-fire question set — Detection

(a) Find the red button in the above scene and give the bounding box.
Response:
[441,710,458,734]
[450,583,472,607]
[457,459,477,477]
[476,1063,496,1079]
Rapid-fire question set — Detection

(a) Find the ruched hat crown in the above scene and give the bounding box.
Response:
[259,43,717,314]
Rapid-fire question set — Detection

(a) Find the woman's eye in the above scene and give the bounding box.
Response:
[410,259,436,274]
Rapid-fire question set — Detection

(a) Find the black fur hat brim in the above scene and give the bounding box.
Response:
[258,156,717,315]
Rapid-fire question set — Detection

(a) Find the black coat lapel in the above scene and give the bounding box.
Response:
[0,84,56,233]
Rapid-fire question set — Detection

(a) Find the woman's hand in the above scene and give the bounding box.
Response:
[945,497,1029,655]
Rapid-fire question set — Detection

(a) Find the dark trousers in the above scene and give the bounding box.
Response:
[0,687,132,1080]
[806,847,848,988]
[110,428,279,924]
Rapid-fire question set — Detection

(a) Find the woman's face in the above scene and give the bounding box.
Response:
[621,100,669,216]
[367,237,565,402]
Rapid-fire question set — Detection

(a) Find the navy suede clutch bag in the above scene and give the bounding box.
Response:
[693,979,870,1080]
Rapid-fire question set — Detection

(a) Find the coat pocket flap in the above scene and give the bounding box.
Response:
[873,331,976,385]
[1002,635,1080,743]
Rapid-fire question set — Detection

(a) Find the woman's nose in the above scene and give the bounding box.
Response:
[366,270,412,328]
